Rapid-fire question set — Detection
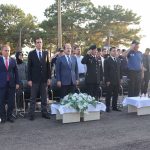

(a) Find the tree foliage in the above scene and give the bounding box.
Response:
[0,4,37,53]
[41,0,141,51]
[0,1,142,53]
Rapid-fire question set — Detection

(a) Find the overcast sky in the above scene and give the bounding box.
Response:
[0,0,149,50]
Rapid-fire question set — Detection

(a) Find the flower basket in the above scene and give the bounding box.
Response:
[60,93,98,113]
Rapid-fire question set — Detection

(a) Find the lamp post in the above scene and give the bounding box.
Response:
[108,30,113,49]
[18,26,25,52]
[18,28,22,51]
[58,0,62,48]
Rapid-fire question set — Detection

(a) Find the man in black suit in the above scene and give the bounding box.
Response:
[82,44,103,99]
[104,47,122,112]
[141,48,150,95]
[28,37,51,120]
[0,45,19,123]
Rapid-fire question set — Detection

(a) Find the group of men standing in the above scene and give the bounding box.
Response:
[0,37,150,123]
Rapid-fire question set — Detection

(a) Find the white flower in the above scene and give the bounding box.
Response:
[61,93,98,112]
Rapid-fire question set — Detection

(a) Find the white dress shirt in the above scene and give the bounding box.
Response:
[65,55,71,64]
[36,49,42,59]
[76,55,87,74]
[3,56,9,67]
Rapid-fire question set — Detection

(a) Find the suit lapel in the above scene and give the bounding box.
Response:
[0,57,5,67]
[33,50,41,63]
[42,51,45,62]
[110,57,117,69]
[8,58,12,70]
[0,56,9,71]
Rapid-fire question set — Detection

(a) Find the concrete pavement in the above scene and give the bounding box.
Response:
[0,108,150,150]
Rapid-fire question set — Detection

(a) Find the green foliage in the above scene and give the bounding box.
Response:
[0,1,142,54]
[0,4,37,53]
[41,0,141,51]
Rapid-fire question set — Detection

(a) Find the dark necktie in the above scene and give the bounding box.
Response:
[39,52,42,61]
[67,56,72,68]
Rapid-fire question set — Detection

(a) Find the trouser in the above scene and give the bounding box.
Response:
[78,73,86,93]
[60,84,76,98]
[128,70,142,97]
[105,84,119,109]
[141,71,150,94]
[0,82,15,119]
[86,84,100,99]
[29,82,48,115]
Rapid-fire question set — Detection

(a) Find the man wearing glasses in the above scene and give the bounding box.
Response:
[0,45,19,123]
[28,37,51,121]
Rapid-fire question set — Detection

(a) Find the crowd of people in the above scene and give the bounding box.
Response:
[0,37,150,124]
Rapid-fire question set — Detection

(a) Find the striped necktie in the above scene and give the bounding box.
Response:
[39,52,42,60]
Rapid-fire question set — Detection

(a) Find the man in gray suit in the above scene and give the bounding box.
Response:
[56,43,79,98]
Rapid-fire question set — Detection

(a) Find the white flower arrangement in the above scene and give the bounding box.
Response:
[60,93,98,113]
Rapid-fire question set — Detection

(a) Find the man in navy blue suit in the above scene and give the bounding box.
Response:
[56,43,79,98]
[0,45,19,123]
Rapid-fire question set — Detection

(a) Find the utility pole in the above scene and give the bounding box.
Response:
[58,0,62,48]
[108,30,113,50]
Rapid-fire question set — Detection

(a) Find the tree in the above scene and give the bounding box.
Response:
[41,1,141,51]
[0,4,37,53]
[40,0,94,51]
[87,5,141,47]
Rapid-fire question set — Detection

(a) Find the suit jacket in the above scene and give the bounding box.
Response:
[143,54,150,72]
[0,56,19,88]
[81,54,103,84]
[56,55,79,85]
[27,50,51,83]
[104,57,122,85]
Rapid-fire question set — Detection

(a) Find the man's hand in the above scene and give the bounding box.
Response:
[16,84,19,90]
[57,81,61,88]
[47,79,51,86]
[87,50,92,55]
[28,81,32,87]
[143,67,147,71]
[120,79,123,85]
[106,82,110,86]
[76,80,79,86]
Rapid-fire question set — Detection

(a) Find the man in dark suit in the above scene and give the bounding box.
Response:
[81,44,103,99]
[28,37,51,120]
[104,47,122,112]
[56,43,79,98]
[141,48,150,95]
[0,45,19,123]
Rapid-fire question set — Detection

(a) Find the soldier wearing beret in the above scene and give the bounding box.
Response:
[81,44,103,99]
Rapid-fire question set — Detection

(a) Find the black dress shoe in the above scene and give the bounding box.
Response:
[112,108,121,111]
[42,113,50,119]
[29,115,35,121]
[7,117,14,123]
[106,108,111,113]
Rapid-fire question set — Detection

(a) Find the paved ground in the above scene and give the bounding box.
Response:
[1,108,150,150]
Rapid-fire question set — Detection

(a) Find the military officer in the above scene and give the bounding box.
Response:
[81,44,103,99]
